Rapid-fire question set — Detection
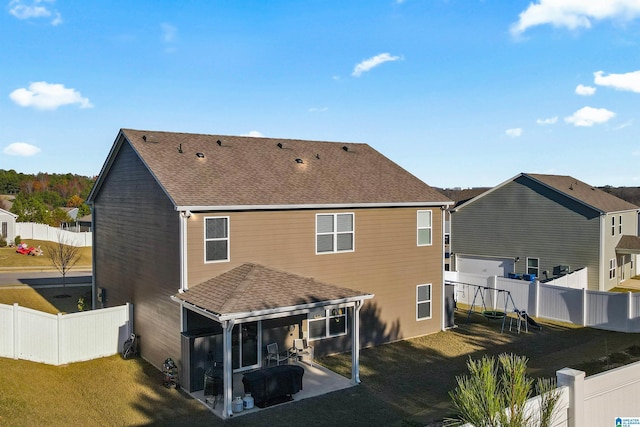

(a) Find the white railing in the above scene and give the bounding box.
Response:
[446,271,640,333]
[0,303,131,365]
[16,222,92,247]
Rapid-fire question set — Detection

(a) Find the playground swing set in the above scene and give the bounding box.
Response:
[459,282,542,334]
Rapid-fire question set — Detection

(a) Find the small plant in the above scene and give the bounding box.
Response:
[0,236,6,247]
[609,351,630,364]
[14,235,21,245]
[627,344,640,357]
[77,297,86,311]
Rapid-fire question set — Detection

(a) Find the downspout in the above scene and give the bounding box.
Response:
[441,205,446,331]
[179,210,191,292]
[599,213,606,291]
[351,300,363,385]
[222,319,235,418]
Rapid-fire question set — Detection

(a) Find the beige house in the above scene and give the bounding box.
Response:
[88,129,451,417]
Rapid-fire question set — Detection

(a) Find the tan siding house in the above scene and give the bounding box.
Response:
[88,129,451,418]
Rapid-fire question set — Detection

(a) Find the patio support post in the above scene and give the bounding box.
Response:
[222,319,235,419]
[351,301,363,384]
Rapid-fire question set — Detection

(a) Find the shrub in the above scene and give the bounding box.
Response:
[14,235,21,245]
[0,236,6,247]
[609,352,630,364]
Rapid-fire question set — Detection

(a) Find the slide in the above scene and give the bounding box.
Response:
[521,311,542,330]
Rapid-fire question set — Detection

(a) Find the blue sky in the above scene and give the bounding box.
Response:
[2,1,640,189]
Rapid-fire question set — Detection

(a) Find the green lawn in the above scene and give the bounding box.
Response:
[0,239,92,269]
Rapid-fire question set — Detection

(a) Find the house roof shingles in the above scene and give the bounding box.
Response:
[616,235,640,254]
[173,263,372,318]
[527,173,639,213]
[118,128,451,208]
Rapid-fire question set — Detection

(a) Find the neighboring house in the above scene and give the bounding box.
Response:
[87,129,452,417]
[76,214,92,232]
[0,208,18,244]
[450,173,640,291]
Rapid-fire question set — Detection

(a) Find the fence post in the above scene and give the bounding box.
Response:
[582,289,587,327]
[57,313,63,366]
[629,292,633,333]
[557,368,585,427]
[534,280,540,318]
[13,303,19,360]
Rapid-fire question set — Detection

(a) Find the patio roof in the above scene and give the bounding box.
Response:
[171,263,374,322]
[616,235,640,255]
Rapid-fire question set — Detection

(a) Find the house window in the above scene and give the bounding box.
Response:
[308,307,347,340]
[611,217,615,236]
[619,216,622,234]
[1,222,6,238]
[416,284,432,320]
[444,233,450,245]
[527,258,539,276]
[204,216,229,262]
[417,210,432,246]
[609,258,616,279]
[316,213,354,254]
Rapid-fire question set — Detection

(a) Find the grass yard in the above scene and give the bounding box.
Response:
[3,287,640,426]
[0,239,92,269]
[3,272,640,425]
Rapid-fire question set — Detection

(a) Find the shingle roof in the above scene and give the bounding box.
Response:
[172,263,372,318]
[114,129,450,208]
[527,174,639,213]
[616,235,640,254]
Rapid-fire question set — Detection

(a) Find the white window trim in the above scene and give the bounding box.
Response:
[315,213,355,255]
[417,210,433,246]
[416,283,432,321]
[307,307,348,341]
[609,258,616,279]
[204,216,230,263]
[526,257,539,276]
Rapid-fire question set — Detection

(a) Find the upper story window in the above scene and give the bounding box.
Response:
[619,216,622,234]
[417,210,432,246]
[316,213,354,254]
[205,216,229,262]
[611,217,615,236]
[416,284,432,320]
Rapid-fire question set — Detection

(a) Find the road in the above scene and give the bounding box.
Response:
[0,270,92,286]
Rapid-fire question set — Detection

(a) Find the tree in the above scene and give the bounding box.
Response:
[46,233,82,288]
[447,353,561,427]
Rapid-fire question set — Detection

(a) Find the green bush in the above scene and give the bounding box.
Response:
[14,235,21,245]
[0,236,6,247]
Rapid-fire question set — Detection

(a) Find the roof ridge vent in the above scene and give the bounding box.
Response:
[342,146,349,152]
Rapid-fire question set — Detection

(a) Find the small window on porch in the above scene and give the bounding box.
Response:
[308,307,347,341]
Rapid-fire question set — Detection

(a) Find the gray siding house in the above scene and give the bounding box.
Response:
[450,173,640,291]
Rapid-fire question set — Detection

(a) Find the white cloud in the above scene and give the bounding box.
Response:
[9,0,62,25]
[564,106,615,127]
[161,23,177,42]
[242,131,264,137]
[614,120,633,130]
[510,0,640,36]
[3,142,41,156]
[505,128,523,137]
[594,70,640,93]
[575,84,596,96]
[9,81,93,110]
[536,116,558,125]
[352,53,401,77]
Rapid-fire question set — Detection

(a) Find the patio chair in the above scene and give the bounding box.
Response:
[266,342,291,366]
[292,338,314,367]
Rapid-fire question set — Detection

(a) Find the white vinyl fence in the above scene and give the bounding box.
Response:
[16,222,92,247]
[446,271,640,333]
[0,302,131,365]
[462,362,640,427]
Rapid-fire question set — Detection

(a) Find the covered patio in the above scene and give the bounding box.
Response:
[171,263,374,419]
[190,359,354,418]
